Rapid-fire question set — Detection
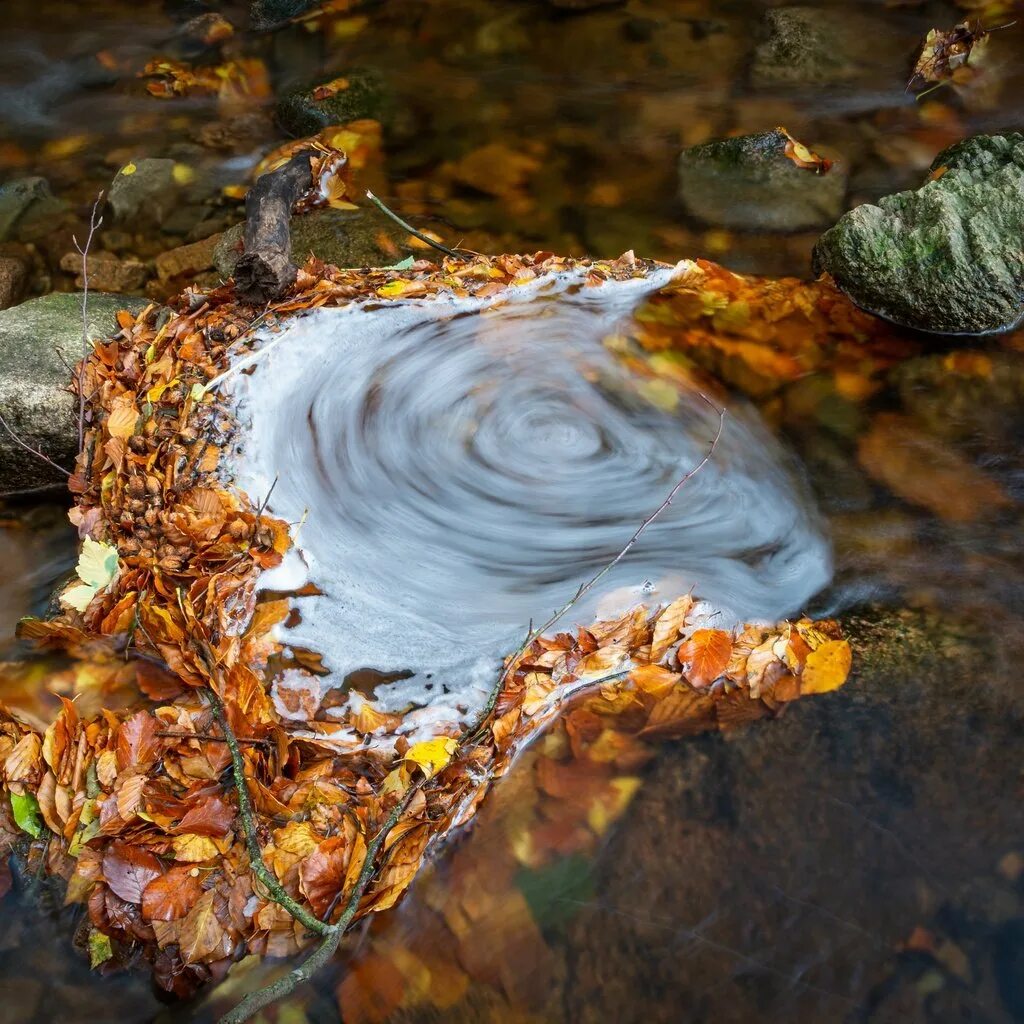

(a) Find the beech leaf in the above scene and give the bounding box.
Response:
[678,629,733,689]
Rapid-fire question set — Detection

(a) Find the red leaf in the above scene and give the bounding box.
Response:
[142,865,204,922]
[299,836,350,917]
[103,841,164,904]
[116,711,161,772]
[677,629,733,689]
[175,795,235,838]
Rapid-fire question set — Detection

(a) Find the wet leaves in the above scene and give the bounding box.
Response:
[103,842,163,904]
[0,256,856,1004]
[677,628,733,688]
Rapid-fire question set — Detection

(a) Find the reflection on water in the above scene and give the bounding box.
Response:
[0,0,1023,1022]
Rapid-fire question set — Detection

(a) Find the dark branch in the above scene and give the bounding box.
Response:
[234,153,313,305]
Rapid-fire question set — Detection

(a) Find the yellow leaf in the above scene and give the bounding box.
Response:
[172,833,219,862]
[172,163,195,185]
[404,737,458,780]
[800,640,852,695]
[121,162,137,175]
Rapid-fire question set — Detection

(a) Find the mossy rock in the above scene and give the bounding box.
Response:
[0,293,148,495]
[813,133,1024,335]
[276,68,391,138]
[214,207,408,278]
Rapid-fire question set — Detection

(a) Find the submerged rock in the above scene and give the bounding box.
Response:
[106,159,179,228]
[276,69,390,138]
[250,0,316,30]
[751,6,910,89]
[214,207,405,277]
[678,128,846,232]
[0,293,145,494]
[813,133,1024,335]
[0,178,68,243]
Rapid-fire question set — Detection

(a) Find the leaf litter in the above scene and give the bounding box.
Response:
[0,148,856,1019]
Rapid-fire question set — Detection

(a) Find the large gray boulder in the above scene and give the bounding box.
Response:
[0,292,146,495]
[813,133,1024,335]
[678,128,846,232]
[214,207,407,278]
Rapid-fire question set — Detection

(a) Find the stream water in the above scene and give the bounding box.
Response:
[1,1,1023,1023]
[230,272,830,740]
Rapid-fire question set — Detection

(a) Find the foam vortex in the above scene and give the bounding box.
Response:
[228,270,831,725]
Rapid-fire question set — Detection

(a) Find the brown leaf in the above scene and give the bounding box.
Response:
[103,841,163,904]
[116,711,161,772]
[174,795,235,838]
[299,836,350,917]
[678,629,733,688]
[177,889,230,963]
[142,866,204,922]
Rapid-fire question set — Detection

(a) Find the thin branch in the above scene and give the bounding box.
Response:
[218,790,416,1024]
[463,393,725,741]
[155,731,271,748]
[73,193,104,452]
[205,687,332,937]
[0,409,71,478]
[217,395,725,1022]
[365,191,461,260]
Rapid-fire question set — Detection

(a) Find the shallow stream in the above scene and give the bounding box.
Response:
[1,2,1023,1023]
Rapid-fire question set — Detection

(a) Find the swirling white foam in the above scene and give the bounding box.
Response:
[225,266,831,733]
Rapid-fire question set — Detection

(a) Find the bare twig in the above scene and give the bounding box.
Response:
[0,409,71,478]
[365,191,461,260]
[73,193,104,452]
[463,393,725,741]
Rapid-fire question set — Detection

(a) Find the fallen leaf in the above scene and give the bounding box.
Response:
[142,866,204,922]
[103,842,163,904]
[800,639,852,694]
[404,738,458,780]
[677,629,733,688]
[650,594,694,663]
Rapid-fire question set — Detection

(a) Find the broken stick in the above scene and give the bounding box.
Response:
[234,152,313,305]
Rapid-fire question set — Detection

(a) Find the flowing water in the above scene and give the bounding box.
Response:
[230,271,830,737]
[1,1,1023,1022]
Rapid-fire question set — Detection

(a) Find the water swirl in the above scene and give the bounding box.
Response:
[229,273,830,718]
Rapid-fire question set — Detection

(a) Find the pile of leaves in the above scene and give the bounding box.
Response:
[0,248,852,1013]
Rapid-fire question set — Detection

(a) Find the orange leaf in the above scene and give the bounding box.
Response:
[650,594,694,663]
[677,629,733,689]
[142,865,204,922]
